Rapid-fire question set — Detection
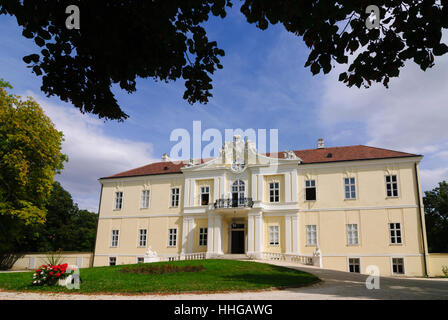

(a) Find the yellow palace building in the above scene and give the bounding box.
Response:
[93,137,430,277]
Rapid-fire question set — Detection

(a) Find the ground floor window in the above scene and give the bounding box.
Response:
[109,257,116,266]
[168,228,177,247]
[348,258,360,273]
[306,225,317,246]
[137,257,144,263]
[269,225,280,246]
[199,228,207,246]
[392,257,405,274]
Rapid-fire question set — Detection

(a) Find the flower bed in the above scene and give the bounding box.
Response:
[120,263,205,274]
[32,263,71,286]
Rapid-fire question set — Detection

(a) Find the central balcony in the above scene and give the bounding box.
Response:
[213,197,254,209]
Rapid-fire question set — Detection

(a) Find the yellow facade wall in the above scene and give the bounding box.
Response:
[427,253,448,277]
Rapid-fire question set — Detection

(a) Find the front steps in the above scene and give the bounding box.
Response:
[213,254,252,261]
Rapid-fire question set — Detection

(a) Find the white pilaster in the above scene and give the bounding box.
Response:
[213,215,223,254]
[291,169,298,202]
[291,214,299,254]
[247,214,255,254]
[184,178,190,207]
[189,178,196,206]
[251,174,257,200]
[213,178,219,203]
[220,174,225,198]
[284,172,291,203]
[187,218,194,253]
[257,174,264,202]
[181,217,189,254]
[206,214,214,257]
[285,215,291,254]
[254,212,264,259]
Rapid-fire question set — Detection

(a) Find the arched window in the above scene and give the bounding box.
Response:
[232,180,245,206]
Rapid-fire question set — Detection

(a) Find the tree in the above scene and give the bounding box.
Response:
[1,1,447,121]
[423,181,448,253]
[22,182,98,253]
[0,79,67,255]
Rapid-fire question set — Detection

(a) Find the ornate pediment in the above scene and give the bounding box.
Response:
[181,135,301,172]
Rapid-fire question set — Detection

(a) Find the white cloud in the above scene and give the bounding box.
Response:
[26,92,156,211]
[420,168,448,192]
[319,43,448,191]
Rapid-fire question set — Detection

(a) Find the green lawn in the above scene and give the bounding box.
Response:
[0,259,319,294]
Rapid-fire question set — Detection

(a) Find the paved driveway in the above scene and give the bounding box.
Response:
[1,260,447,300]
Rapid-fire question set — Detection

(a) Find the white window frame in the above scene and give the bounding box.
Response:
[385,175,399,198]
[141,190,150,209]
[268,225,280,246]
[200,186,210,206]
[346,224,359,246]
[110,229,119,247]
[199,227,207,246]
[306,225,317,246]
[348,257,361,273]
[114,191,123,210]
[109,256,117,266]
[389,222,402,244]
[168,228,177,247]
[305,179,316,201]
[138,229,147,247]
[269,181,280,203]
[170,188,180,207]
[344,177,356,199]
[391,257,405,275]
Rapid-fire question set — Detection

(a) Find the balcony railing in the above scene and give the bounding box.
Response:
[213,197,254,209]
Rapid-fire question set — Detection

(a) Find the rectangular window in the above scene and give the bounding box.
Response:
[138,229,147,247]
[392,257,405,274]
[168,228,177,247]
[170,188,180,207]
[114,191,123,210]
[141,190,150,208]
[306,225,317,246]
[111,230,119,247]
[269,182,280,203]
[386,175,399,197]
[137,257,144,264]
[269,225,280,246]
[348,258,360,273]
[109,257,116,266]
[346,224,359,245]
[344,177,356,199]
[389,223,402,244]
[199,228,208,246]
[305,180,316,201]
[200,186,210,206]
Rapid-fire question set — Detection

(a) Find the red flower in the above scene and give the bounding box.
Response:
[49,271,53,275]
[36,269,41,272]
[55,273,60,277]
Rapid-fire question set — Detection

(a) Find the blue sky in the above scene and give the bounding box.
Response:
[1,8,447,211]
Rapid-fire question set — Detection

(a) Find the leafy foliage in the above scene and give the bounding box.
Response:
[0,79,67,254]
[424,181,448,253]
[22,182,98,253]
[1,1,447,120]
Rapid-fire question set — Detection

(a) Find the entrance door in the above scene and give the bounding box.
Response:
[231,230,245,253]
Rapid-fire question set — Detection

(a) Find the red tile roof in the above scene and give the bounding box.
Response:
[102,145,420,179]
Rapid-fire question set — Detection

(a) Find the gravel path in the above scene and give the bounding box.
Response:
[1,260,447,300]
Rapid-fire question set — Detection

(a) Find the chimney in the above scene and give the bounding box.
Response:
[317,138,324,149]
[161,153,170,162]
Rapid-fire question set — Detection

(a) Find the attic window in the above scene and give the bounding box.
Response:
[163,166,169,170]
[327,153,333,158]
